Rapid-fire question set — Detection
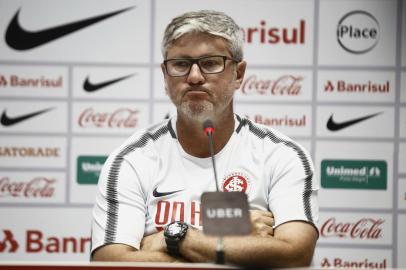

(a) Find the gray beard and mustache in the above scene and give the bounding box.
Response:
[169,85,235,122]
[179,100,215,123]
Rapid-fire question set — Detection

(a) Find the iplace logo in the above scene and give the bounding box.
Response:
[337,10,380,54]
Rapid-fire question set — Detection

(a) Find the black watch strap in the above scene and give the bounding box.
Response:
[165,237,182,257]
[164,221,188,257]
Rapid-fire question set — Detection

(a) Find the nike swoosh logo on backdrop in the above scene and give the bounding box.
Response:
[326,112,382,131]
[153,187,183,198]
[83,74,134,92]
[0,107,54,127]
[5,6,134,50]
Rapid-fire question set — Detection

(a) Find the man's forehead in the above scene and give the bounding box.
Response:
[165,32,231,58]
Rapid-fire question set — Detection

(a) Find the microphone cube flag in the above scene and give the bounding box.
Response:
[201,191,251,236]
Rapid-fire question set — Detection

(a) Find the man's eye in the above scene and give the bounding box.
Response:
[200,60,218,67]
[173,61,190,68]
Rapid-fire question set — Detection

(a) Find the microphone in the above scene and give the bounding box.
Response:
[201,119,251,265]
[203,120,215,136]
[202,119,224,264]
[202,120,220,192]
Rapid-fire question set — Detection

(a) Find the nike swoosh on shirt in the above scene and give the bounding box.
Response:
[326,112,382,131]
[0,107,54,127]
[5,6,134,50]
[83,74,134,92]
[153,187,183,198]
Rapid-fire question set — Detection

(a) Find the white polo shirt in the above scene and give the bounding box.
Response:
[91,114,319,252]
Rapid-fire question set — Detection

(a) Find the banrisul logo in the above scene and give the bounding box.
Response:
[321,159,387,190]
[77,156,107,184]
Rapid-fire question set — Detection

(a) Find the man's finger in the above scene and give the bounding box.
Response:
[260,216,275,227]
[250,209,273,218]
[250,211,274,227]
[259,226,274,237]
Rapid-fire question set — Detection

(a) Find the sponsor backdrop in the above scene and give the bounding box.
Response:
[0,0,404,267]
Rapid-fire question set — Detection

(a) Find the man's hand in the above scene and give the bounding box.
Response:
[250,210,274,237]
[140,231,189,262]
[179,220,317,267]
[140,231,166,252]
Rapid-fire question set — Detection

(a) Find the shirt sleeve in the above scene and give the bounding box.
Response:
[267,141,319,229]
[91,149,147,253]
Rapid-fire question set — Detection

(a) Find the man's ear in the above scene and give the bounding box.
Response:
[234,60,247,90]
[161,63,169,96]
[161,63,166,77]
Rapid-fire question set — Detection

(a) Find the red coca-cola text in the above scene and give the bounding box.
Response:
[320,217,384,239]
[78,108,139,128]
[0,177,55,198]
[240,75,302,96]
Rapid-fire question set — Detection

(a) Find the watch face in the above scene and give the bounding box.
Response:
[168,223,182,235]
[165,222,188,238]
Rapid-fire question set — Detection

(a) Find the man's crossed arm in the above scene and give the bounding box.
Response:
[92,210,318,267]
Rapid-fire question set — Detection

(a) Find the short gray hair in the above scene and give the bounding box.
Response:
[161,10,244,61]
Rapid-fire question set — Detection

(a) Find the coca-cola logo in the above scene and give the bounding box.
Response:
[0,177,55,198]
[240,75,303,96]
[78,107,139,128]
[321,217,384,239]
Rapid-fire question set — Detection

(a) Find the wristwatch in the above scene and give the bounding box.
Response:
[164,221,189,257]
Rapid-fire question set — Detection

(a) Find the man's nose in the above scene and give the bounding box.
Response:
[186,63,205,84]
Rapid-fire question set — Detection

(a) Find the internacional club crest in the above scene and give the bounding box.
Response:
[222,172,250,193]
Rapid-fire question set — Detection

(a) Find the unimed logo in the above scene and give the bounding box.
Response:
[77,155,107,184]
[321,159,387,190]
[0,229,90,253]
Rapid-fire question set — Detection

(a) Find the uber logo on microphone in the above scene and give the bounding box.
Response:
[201,192,251,236]
[337,10,380,54]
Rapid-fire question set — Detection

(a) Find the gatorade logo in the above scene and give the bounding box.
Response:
[0,230,19,253]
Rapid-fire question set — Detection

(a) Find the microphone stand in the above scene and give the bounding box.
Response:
[203,120,225,265]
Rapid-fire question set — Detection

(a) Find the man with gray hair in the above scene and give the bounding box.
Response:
[91,10,318,267]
